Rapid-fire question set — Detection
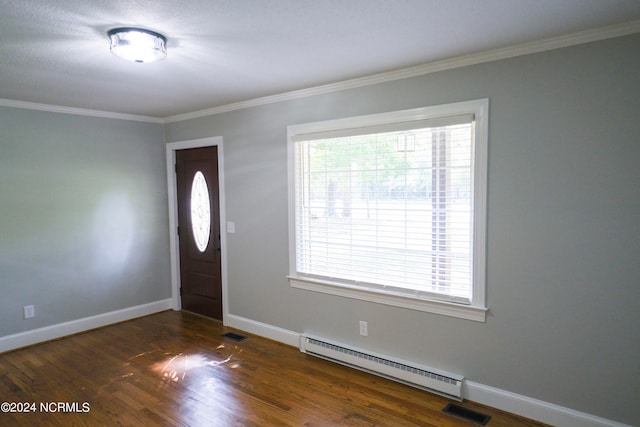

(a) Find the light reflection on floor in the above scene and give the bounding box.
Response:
[151,344,243,383]
[152,344,247,424]
[99,343,247,423]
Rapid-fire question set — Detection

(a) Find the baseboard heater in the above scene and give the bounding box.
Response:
[299,334,464,401]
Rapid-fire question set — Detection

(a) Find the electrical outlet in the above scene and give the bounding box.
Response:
[23,305,35,319]
[359,320,368,336]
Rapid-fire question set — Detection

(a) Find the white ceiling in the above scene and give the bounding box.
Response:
[2,0,640,119]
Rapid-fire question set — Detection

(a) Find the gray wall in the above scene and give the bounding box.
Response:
[165,34,640,425]
[0,108,171,336]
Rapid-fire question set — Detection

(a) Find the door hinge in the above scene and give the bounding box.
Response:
[174,163,178,173]
[177,226,180,236]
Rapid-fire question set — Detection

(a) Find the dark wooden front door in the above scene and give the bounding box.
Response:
[176,146,222,320]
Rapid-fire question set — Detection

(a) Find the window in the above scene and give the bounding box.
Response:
[287,99,488,321]
[190,171,211,252]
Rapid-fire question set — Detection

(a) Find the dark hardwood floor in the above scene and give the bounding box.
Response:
[0,311,549,426]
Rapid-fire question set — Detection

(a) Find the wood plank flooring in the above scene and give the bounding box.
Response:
[0,311,549,426]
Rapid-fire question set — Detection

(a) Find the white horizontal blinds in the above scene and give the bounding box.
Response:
[295,115,475,303]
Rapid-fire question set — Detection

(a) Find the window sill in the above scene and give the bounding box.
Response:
[288,276,487,322]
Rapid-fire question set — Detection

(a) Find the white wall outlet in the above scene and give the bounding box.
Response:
[226,221,235,233]
[359,320,368,336]
[23,305,35,319]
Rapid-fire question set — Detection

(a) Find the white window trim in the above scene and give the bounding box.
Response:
[287,99,489,322]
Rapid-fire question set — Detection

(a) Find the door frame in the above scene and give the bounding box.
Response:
[166,136,227,320]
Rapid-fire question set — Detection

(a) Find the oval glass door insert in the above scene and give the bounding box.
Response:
[190,171,211,252]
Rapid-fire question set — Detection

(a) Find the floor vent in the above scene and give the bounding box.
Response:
[222,332,247,342]
[443,403,491,425]
[299,334,463,400]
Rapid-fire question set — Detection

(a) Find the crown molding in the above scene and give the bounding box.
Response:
[164,19,640,123]
[2,20,639,124]
[0,99,164,123]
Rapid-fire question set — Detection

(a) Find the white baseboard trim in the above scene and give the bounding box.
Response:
[225,313,632,427]
[464,381,632,427]
[0,299,172,353]
[224,313,299,347]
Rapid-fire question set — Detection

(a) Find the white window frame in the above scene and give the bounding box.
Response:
[287,99,488,322]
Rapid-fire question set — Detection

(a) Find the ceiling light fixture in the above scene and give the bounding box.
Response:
[108,27,167,63]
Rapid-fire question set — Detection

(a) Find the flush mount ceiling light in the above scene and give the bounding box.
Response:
[108,27,167,63]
